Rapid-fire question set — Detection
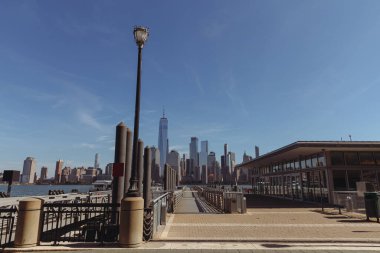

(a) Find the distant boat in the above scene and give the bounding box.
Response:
[91,180,112,192]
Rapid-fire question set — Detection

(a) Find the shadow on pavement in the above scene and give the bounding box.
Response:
[245,194,319,209]
[261,243,291,248]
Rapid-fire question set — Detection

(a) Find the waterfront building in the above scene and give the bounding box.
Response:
[61,167,71,183]
[236,141,380,204]
[55,160,64,184]
[189,137,198,180]
[167,150,181,183]
[158,111,169,176]
[22,157,36,184]
[40,166,48,181]
[207,152,216,182]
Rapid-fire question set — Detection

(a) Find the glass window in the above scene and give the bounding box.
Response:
[333,170,347,190]
[374,152,380,165]
[311,155,318,168]
[306,157,312,168]
[345,152,359,165]
[318,153,326,167]
[362,170,378,191]
[294,159,300,170]
[331,152,345,166]
[300,159,306,169]
[360,152,375,165]
[347,170,361,190]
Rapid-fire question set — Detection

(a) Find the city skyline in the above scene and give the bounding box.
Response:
[2,1,380,174]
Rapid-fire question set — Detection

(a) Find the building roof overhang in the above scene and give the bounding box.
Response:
[237,141,380,169]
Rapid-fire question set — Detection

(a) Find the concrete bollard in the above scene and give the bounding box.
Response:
[119,196,144,248]
[14,198,44,248]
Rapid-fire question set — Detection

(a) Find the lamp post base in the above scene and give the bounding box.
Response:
[119,196,144,248]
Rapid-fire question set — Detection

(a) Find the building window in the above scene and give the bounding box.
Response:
[306,157,312,168]
[347,170,361,190]
[333,170,347,190]
[359,152,375,165]
[294,159,300,170]
[311,155,318,168]
[318,153,326,167]
[331,152,345,166]
[373,152,380,165]
[345,152,360,165]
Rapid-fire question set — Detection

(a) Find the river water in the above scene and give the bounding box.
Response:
[0,184,93,197]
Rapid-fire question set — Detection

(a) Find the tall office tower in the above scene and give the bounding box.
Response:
[40,166,48,181]
[229,152,236,175]
[207,152,216,182]
[94,153,99,170]
[167,150,181,183]
[158,111,169,174]
[55,160,64,184]
[180,154,186,178]
[61,167,71,184]
[69,168,81,183]
[22,157,36,184]
[189,137,198,180]
[243,151,252,163]
[150,146,161,183]
[105,163,113,175]
[200,141,208,169]
[215,161,221,182]
[185,159,192,177]
[255,146,260,158]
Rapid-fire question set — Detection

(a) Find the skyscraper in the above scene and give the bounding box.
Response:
[158,111,168,175]
[55,160,64,184]
[40,166,48,181]
[22,157,36,184]
[94,153,99,170]
[150,146,161,182]
[167,150,181,183]
[189,137,198,180]
[200,141,208,169]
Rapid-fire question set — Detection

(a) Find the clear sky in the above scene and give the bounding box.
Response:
[1,1,380,177]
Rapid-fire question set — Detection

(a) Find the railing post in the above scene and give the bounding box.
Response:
[14,198,44,248]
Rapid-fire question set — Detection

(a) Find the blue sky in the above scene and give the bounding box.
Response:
[1,0,380,177]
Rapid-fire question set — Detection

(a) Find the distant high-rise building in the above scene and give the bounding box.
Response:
[22,157,36,184]
[207,151,216,182]
[167,150,181,183]
[94,153,99,170]
[40,166,48,181]
[243,151,252,163]
[61,167,71,184]
[105,163,113,175]
[150,146,161,183]
[180,154,187,178]
[55,160,64,184]
[158,111,169,175]
[200,140,208,168]
[255,146,260,158]
[189,137,198,179]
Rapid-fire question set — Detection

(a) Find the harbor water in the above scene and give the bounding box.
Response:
[0,184,93,197]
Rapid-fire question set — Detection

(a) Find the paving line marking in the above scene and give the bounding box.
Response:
[168,223,380,227]
[160,213,175,239]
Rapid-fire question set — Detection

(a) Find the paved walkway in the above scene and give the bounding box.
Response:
[174,190,200,214]
[158,195,380,243]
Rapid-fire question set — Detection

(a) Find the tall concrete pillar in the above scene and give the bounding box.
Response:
[124,128,132,196]
[143,146,152,209]
[14,198,43,248]
[137,140,144,197]
[113,122,126,207]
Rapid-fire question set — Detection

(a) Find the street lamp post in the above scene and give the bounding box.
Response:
[127,26,149,197]
[120,26,149,248]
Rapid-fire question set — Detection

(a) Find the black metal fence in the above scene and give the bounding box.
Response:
[0,207,17,248]
[40,202,119,245]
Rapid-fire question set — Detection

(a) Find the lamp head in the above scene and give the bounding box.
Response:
[134,26,149,48]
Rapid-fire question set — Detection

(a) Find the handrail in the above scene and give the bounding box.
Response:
[152,192,170,204]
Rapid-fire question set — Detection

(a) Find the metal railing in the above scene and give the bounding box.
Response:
[172,190,183,212]
[333,191,365,213]
[40,202,119,244]
[151,192,170,236]
[0,207,17,248]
